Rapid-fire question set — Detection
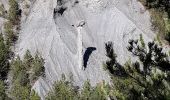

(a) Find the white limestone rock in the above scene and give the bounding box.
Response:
[15,0,155,99]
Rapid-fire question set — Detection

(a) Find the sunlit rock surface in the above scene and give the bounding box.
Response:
[15,0,155,99]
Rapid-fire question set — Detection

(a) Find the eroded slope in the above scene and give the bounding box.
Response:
[15,0,155,99]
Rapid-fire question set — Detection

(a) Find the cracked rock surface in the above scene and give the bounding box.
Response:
[15,0,155,99]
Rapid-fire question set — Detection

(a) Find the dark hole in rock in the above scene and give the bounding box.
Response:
[75,0,79,4]
[58,7,67,15]
[54,7,67,16]
[0,72,8,80]
[83,47,96,70]
[17,9,22,16]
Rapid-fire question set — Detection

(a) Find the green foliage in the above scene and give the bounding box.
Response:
[0,81,6,99]
[45,39,170,100]
[0,81,10,100]
[0,4,6,18]
[46,76,79,100]
[82,82,107,100]
[0,34,9,79]
[139,34,145,48]
[140,0,170,43]
[11,57,23,80]
[31,52,45,82]
[127,39,170,74]
[11,57,29,86]
[3,0,21,45]
[10,75,40,100]
[30,90,41,100]
[105,39,170,100]
[10,50,44,99]
[156,34,163,45]
[46,78,109,100]
[4,21,17,45]
[11,81,31,100]
[80,80,92,99]
[23,50,34,70]
[8,0,20,24]
[10,57,31,99]
[104,42,118,75]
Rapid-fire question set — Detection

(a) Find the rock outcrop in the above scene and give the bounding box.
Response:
[14,0,155,99]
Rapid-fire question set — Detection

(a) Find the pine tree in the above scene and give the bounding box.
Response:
[46,77,79,100]
[104,40,170,100]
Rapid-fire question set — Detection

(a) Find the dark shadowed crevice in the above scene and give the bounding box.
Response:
[58,7,67,15]
[53,7,67,17]
[53,0,68,19]
[83,47,96,70]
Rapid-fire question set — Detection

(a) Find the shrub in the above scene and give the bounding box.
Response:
[30,52,45,82]
[0,81,10,100]
[46,78,109,100]
[139,34,145,48]
[4,21,17,45]
[30,90,41,100]
[8,0,20,24]
[11,57,25,81]
[80,81,108,100]
[140,0,170,43]
[10,51,44,99]
[0,4,6,18]
[11,81,31,100]
[23,50,34,71]
[0,34,9,80]
[46,77,79,100]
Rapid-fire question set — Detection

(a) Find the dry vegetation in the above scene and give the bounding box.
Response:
[139,0,170,44]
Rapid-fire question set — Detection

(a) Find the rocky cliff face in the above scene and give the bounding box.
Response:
[12,0,155,99]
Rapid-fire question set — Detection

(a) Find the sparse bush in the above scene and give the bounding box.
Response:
[30,90,41,100]
[139,0,170,43]
[23,50,34,71]
[80,80,92,99]
[30,52,45,82]
[0,4,6,18]
[3,0,21,46]
[139,34,145,48]
[46,76,79,100]
[11,57,25,81]
[0,34,9,80]
[0,81,10,100]
[8,0,21,24]
[80,81,108,100]
[4,21,17,45]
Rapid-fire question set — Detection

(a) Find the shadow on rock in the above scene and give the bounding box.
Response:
[83,47,96,70]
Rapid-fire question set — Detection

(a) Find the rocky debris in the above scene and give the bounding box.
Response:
[74,0,79,5]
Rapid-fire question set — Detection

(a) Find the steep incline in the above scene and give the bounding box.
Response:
[15,0,155,99]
